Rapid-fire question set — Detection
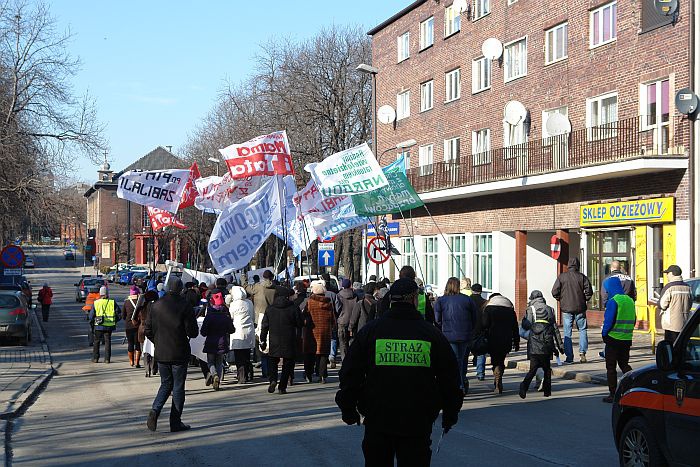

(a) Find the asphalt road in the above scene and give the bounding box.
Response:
[7,246,620,466]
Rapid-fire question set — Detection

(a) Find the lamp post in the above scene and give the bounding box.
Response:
[208,156,222,176]
[378,139,418,165]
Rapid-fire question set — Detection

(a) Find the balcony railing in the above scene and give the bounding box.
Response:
[407,115,689,194]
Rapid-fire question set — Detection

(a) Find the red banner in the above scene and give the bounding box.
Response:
[147,207,187,230]
[178,162,201,209]
[219,131,294,180]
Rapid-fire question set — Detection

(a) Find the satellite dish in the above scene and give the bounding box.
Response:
[453,0,468,13]
[675,88,699,115]
[377,105,396,125]
[545,113,572,136]
[504,100,527,125]
[654,0,678,16]
[481,38,503,61]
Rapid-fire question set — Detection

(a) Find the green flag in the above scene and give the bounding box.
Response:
[351,158,424,216]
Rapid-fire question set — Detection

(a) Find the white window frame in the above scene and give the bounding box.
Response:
[420,17,434,50]
[473,0,491,20]
[445,68,461,102]
[542,106,569,139]
[586,92,618,140]
[545,22,568,65]
[472,56,491,94]
[444,137,460,163]
[402,237,415,269]
[641,79,671,154]
[590,1,617,48]
[397,90,410,120]
[503,120,527,147]
[420,80,434,112]
[472,128,491,165]
[397,32,410,62]
[473,234,493,291]
[418,144,434,176]
[398,149,411,171]
[504,37,527,82]
[444,4,461,36]
[422,236,439,286]
[449,234,468,279]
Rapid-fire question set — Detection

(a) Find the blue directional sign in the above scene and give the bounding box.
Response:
[318,243,335,267]
[367,222,400,237]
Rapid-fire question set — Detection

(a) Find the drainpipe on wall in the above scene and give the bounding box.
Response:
[692,0,700,276]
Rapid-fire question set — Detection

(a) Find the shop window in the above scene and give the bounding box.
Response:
[586,230,631,309]
[449,234,468,279]
[422,236,439,286]
[473,234,493,291]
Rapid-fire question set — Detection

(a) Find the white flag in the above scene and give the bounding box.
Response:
[194,173,264,214]
[117,169,190,214]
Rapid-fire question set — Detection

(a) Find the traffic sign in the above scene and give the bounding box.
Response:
[0,245,25,268]
[318,243,335,267]
[2,268,22,276]
[367,236,390,264]
[367,222,400,237]
[550,235,561,260]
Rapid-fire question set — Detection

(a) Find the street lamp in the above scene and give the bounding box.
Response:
[356,63,379,159]
[379,139,418,165]
[208,156,222,176]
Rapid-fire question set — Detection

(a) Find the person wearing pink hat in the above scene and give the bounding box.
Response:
[122,285,143,367]
[200,292,235,390]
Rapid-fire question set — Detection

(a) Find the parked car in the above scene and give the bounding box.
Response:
[105,270,118,283]
[686,277,700,315]
[118,267,148,286]
[23,257,34,269]
[74,276,106,302]
[0,290,32,345]
[64,249,75,260]
[612,308,700,466]
[130,271,149,285]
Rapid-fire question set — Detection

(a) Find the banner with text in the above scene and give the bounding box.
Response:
[219,131,294,180]
[304,143,388,197]
[178,162,201,210]
[117,169,190,214]
[312,202,370,239]
[351,155,423,216]
[194,173,264,214]
[208,177,282,275]
[147,207,187,230]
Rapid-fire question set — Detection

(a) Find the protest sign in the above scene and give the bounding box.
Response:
[117,169,190,213]
[351,155,423,216]
[147,207,187,230]
[311,202,369,239]
[178,162,201,209]
[304,143,388,197]
[219,131,294,180]
[208,177,282,275]
[194,173,264,214]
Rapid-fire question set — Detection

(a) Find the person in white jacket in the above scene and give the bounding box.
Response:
[226,286,256,384]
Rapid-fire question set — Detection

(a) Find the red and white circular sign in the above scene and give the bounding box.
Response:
[550,235,561,260]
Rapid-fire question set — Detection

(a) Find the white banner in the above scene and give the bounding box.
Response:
[194,173,264,214]
[311,202,369,239]
[117,169,190,214]
[219,131,294,180]
[208,177,282,275]
[304,143,388,197]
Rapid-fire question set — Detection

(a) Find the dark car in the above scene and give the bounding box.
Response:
[0,276,33,307]
[0,290,32,345]
[687,278,700,315]
[64,249,75,260]
[612,308,700,466]
[74,276,106,302]
[130,271,149,285]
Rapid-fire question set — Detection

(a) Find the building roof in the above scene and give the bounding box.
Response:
[367,0,427,36]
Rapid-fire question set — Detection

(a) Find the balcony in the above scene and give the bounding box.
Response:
[407,116,689,198]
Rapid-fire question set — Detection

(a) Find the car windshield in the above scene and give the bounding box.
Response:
[0,295,20,308]
[688,279,700,301]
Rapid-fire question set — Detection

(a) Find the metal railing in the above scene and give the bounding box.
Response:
[407,115,689,193]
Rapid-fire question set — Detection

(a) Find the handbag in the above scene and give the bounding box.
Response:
[471,331,489,356]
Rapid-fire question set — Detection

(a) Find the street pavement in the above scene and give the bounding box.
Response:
[5,246,625,466]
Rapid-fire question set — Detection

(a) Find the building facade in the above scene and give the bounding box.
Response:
[368,0,691,325]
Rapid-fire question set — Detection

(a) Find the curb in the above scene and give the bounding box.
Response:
[0,366,54,421]
[505,359,607,386]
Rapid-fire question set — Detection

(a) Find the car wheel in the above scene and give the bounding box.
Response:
[619,417,666,467]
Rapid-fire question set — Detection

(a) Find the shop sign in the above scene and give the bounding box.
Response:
[580,197,674,227]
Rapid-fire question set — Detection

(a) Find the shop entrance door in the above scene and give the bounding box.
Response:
[587,230,632,310]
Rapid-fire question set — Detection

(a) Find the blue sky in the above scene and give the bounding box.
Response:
[49,1,404,183]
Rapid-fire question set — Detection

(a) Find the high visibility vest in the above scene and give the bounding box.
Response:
[608,295,635,341]
[94,298,117,327]
[417,293,427,318]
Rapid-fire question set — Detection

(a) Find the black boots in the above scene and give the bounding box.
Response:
[147,410,159,432]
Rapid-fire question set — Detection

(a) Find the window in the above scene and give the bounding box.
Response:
[397,32,410,62]
[504,38,527,82]
[420,80,434,112]
[449,234,468,279]
[473,0,490,20]
[142,207,150,229]
[444,4,461,36]
[504,120,527,147]
[423,236,438,286]
[587,230,631,309]
[542,106,569,138]
[472,56,491,93]
[398,149,411,171]
[545,22,568,64]
[587,92,618,139]
[418,144,434,176]
[402,237,415,269]
[444,137,460,163]
[473,234,493,291]
[590,2,617,48]
[420,17,434,50]
[543,107,569,168]
[683,319,700,371]
[445,68,461,102]
[472,129,491,165]
[642,79,670,153]
[397,90,410,120]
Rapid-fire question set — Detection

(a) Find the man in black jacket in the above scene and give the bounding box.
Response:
[336,278,463,466]
[145,278,199,433]
[552,257,593,364]
[600,260,637,306]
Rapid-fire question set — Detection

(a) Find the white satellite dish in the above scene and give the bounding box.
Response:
[481,38,503,61]
[504,100,527,125]
[453,0,468,13]
[377,105,396,125]
[545,113,572,136]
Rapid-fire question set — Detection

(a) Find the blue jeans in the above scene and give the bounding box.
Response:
[152,362,188,425]
[207,353,224,380]
[329,338,338,362]
[450,342,470,389]
[563,312,588,361]
[476,354,486,379]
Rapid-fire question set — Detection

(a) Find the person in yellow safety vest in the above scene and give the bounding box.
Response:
[601,276,635,403]
[88,286,121,364]
[414,277,435,325]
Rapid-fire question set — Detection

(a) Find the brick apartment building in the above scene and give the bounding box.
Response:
[368,0,691,325]
[84,147,188,268]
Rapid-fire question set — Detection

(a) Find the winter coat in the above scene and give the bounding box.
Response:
[471,293,488,334]
[552,258,593,313]
[122,294,141,331]
[528,322,564,357]
[145,292,199,363]
[261,296,302,359]
[305,294,337,355]
[182,288,201,311]
[525,295,556,326]
[483,296,520,356]
[227,286,255,350]
[350,296,377,334]
[433,294,478,343]
[137,290,159,344]
[601,270,637,305]
[37,287,53,305]
[242,276,277,324]
[200,308,235,355]
[335,301,463,436]
[337,288,358,327]
[658,274,692,333]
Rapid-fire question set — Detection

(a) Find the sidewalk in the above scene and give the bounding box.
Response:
[504,330,657,385]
